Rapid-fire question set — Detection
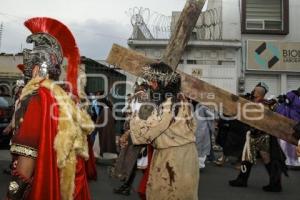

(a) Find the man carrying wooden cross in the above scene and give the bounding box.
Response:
[106,0,300,198]
[129,62,199,200]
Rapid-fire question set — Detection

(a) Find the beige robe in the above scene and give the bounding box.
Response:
[130,98,199,200]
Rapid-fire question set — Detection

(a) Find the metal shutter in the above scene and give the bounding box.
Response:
[246,0,282,30]
[287,76,300,92]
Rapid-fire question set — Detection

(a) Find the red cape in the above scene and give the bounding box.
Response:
[27,87,90,200]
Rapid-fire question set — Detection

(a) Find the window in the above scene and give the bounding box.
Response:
[190,32,198,40]
[187,60,197,64]
[196,60,219,65]
[242,0,289,34]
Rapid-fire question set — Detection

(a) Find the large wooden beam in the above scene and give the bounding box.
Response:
[107,44,298,145]
[161,0,205,69]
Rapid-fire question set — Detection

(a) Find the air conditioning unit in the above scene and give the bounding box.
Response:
[246,19,264,30]
[264,20,282,30]
[246,19,282,31]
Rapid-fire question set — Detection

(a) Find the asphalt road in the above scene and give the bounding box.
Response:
[0,150,300,200]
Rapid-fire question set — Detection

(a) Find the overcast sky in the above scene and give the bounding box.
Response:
[0,0,186,59]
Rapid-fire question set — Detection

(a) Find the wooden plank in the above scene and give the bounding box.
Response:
[107,44,298,145]
[161,0,205,69]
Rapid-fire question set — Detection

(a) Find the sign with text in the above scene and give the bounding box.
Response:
[191,68,203,78]
[247,40,300,72]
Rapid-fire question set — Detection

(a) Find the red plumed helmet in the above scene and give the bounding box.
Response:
[24,17,80,96]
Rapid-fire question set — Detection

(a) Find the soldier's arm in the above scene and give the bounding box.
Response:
[7,95,41,200]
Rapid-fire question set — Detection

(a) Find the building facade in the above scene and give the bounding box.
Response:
[0,54,23,96]
[128,0,242,95]
[241,0,300,98]
[127,0,300,98]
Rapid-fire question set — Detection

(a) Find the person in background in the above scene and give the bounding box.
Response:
[214,116,248,169]
[89,91,102,146]
[96,96,117,157]
[214,92,259,168]
[112,80,150,196]
[90,92,101,124]
[195,104,215,169]
[229,82,288,193]
[2,78,24,175]
[292,118,300,158]
[276,88,300,169]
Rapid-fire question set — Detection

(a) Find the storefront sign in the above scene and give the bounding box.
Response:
[247,40,300,71]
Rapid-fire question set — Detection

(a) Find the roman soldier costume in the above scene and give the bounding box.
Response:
[6,17,94,200]
[229,82,288,193]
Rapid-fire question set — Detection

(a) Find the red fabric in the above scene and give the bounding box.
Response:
[24,17,80,96]
[27,87,61,200]
[16,87,91,200]
[85,135,98,181]
[138,145,153,200]
[74,158,91,200]
[12,95,42,149]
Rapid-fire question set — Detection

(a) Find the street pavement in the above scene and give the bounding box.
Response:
[0,150,300,200]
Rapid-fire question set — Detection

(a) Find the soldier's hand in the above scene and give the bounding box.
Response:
[2,125,12,135]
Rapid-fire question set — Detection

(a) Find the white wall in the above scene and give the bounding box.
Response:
[131,45,239,94]
[207,0,222,9]
[221,0,242,41]
[170,0,241,41]
[287,0,300,41]
[0,55,23,76]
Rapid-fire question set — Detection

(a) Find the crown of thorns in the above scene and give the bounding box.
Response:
[142,65,180,86]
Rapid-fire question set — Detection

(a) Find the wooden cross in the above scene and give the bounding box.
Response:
[106,0,298,145]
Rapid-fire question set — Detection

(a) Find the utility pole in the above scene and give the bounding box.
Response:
[0,22,3,52]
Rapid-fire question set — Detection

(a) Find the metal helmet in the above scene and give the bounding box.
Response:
[23,33,63,80]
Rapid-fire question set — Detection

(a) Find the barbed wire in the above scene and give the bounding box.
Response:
[194,7,222,40]
[126,7,172,39]
[127,6,222,40]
